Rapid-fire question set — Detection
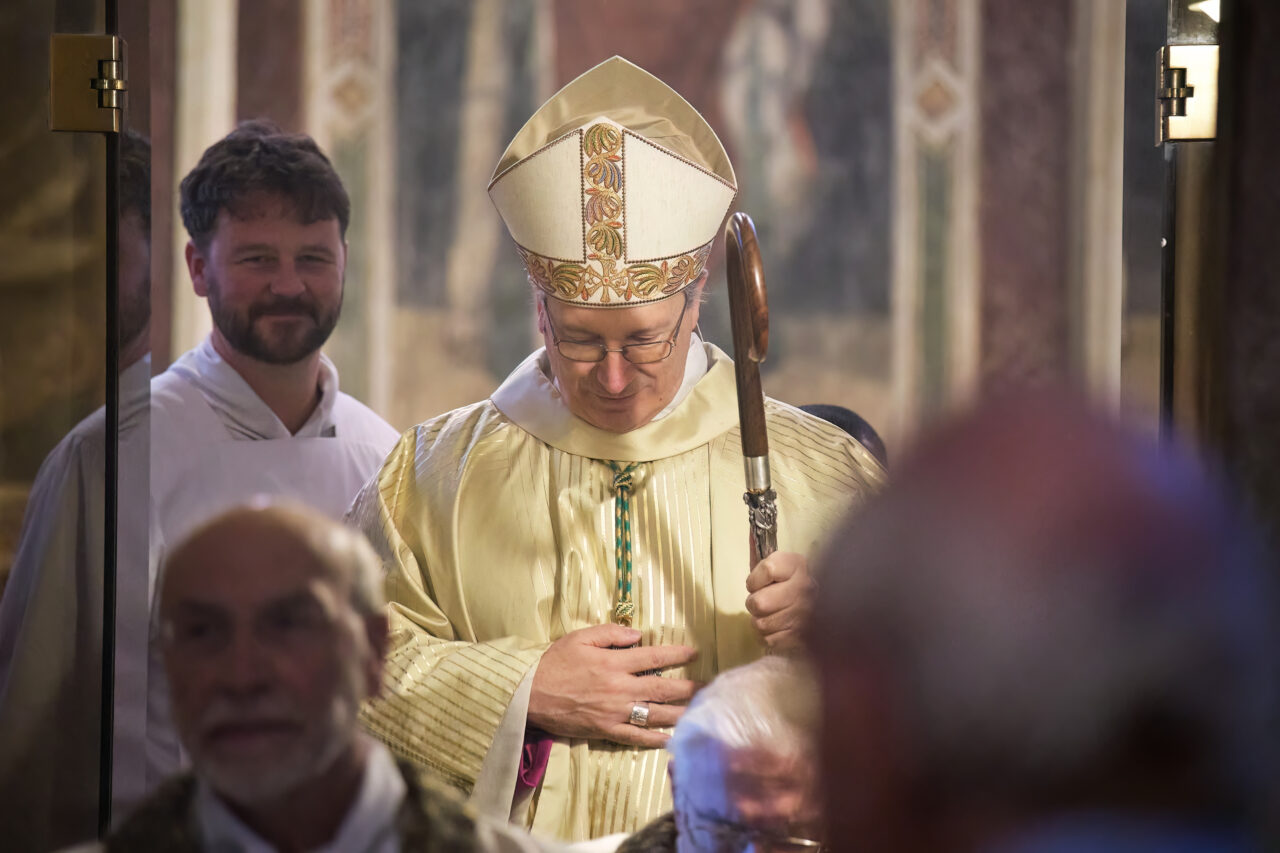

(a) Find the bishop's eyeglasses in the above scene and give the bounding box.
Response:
[543,296,690,364]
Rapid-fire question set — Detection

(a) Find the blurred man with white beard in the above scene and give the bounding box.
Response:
[98,502,552,852]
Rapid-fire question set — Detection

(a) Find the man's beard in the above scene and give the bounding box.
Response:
[188,664,364,807]
[207,274,341,365]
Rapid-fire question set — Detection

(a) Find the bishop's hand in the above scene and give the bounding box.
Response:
[528,624,700,748]
[745,550,814,652]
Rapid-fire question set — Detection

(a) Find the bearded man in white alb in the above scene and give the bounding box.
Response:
[143,121,399,808]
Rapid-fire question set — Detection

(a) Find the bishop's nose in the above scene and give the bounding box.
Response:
[594,351,634,395]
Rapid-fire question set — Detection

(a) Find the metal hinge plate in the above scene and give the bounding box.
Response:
[50,34,126,133]
[1157,44,1219,145]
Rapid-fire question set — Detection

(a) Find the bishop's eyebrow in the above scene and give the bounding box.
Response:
[627,324,667,339]
[558,324,602,339]
[557,320,667,340]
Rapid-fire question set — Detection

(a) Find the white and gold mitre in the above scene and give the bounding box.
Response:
[488,56,738,307]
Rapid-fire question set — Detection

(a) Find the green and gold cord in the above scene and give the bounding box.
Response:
[608,461,639,626]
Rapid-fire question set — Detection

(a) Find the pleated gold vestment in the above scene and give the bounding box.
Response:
[350,342,884,841]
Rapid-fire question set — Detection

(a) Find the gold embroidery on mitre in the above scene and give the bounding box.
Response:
[512,121,712,306]
[517,243,710,306]
[583,123,625,264]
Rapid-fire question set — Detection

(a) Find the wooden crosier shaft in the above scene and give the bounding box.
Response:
[725,212,778,564]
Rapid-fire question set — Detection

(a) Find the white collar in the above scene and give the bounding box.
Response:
[491,339,740,463]
[171,337,340,440]
[194,738,405,853]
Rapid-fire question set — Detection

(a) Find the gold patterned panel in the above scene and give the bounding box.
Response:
[517,244,710,306]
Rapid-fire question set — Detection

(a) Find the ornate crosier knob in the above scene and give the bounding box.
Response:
[744,489,778,531]
[744,488,779,564]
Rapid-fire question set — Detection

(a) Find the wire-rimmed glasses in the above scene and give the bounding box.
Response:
[543,297,690,364]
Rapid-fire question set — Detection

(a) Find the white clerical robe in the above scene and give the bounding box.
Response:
[0,337,397,851]
[350,342,885,842]
[0,356,150,853]
[144,337,400,791]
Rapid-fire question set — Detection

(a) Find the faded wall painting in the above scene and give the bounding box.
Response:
[382,0,900,443]
[165,0,1162,451]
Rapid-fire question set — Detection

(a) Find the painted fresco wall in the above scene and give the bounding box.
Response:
[382,0,902,440]
[173,0,1172,452]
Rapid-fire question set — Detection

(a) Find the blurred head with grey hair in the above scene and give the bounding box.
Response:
[159,500,388,810]
[808,392,1278,852]
[662,656,822,853]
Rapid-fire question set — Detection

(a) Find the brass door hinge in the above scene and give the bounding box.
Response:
[1157,44,1219,144]
[50,34,126,133]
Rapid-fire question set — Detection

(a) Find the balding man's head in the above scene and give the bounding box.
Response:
[160,502,388,808]
[667,657,822,853]
[162,501,384,620]
[809,392,1277,849]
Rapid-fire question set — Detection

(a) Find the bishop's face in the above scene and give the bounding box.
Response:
[538,286,702,434]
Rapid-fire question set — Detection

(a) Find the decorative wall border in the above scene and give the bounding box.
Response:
[303,0,397,412]
[1072,0,1126,406]
[170,0,239,361]
[890,0,980,435]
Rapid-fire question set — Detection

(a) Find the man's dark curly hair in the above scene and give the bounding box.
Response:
[120,128,151,233]
[179,119,350,250]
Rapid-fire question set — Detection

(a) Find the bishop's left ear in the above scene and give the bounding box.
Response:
[535,297,547,335]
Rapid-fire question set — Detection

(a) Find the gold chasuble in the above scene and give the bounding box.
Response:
[350,342,884,841]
